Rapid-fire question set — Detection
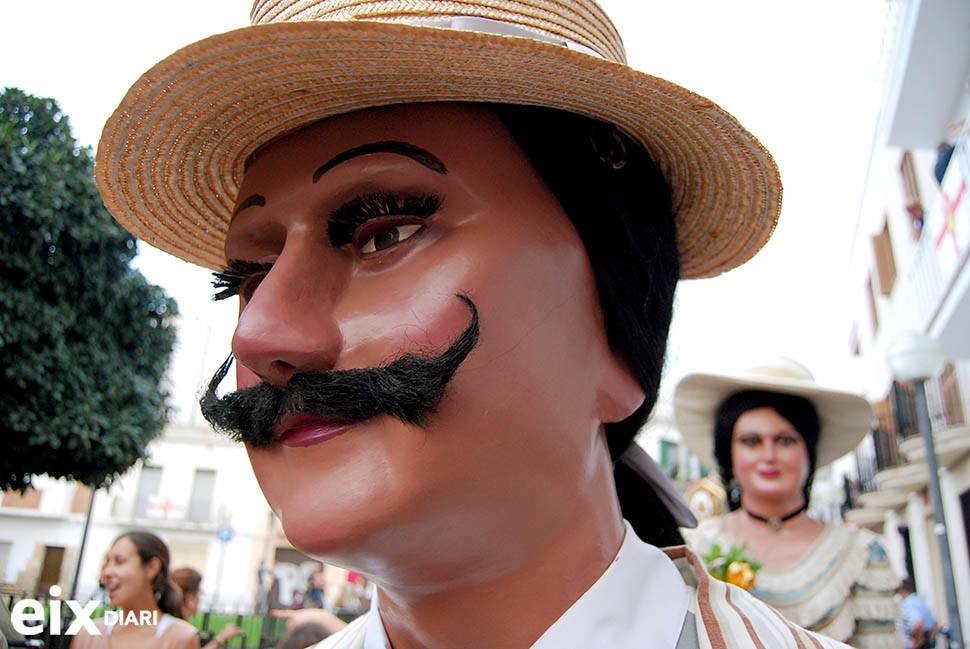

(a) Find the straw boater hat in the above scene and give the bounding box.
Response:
[673,359,875,473]
[96,0,784,531]
[95,0,782,279]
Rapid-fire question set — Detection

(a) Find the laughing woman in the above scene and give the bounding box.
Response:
[675,360,902,649]
[71,531,200,649]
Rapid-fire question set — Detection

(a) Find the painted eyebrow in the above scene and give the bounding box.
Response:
[312,140,448,183]
[232,193,266,218]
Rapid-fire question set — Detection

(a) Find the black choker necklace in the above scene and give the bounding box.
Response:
[744,505,806,532]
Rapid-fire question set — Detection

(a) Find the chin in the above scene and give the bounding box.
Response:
[758,488,802,503]
[265,468,422,561]
[279,508,373,558]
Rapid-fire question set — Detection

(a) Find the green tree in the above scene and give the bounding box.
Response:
[0,87,177,491]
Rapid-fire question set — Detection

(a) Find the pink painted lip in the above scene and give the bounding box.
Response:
[273,414,355,448]
[758,469,782,478]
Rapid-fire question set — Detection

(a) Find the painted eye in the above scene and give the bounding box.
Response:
[360,223,423,254]
[212,260,274,302]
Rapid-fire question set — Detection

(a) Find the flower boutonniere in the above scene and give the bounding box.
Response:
[703,543,762,590]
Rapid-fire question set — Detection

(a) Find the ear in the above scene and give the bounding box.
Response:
[596,351,645,423]
[144,556,162,583]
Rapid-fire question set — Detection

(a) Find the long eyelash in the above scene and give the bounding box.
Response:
[211,259,274,301]
[328,191,442,247]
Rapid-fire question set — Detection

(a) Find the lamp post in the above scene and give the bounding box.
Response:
[888,331,964,649]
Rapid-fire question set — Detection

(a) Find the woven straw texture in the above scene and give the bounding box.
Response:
[96,0,782,277]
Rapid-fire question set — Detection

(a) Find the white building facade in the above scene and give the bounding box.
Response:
[843,0,970,643]
[1,424,277,612]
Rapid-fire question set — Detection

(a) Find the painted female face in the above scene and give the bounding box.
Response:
[100,537,158,610]
[730,407,811,503]
[223,103,642,567]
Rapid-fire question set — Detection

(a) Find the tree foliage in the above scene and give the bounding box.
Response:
[0,87,178,491]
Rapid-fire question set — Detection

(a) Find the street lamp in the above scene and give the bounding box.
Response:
[888,331,964,649]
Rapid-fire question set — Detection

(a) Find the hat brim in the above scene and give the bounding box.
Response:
[673,372,874,471]
[96,20,781,278]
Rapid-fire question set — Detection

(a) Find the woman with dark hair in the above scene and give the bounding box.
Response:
[71,531,200,649]
[675,360,902,648]
[171,566,241,649]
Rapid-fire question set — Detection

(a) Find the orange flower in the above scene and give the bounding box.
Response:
[726,561,756,590]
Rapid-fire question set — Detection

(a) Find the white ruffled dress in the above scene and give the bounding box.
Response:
[684,517,902,648]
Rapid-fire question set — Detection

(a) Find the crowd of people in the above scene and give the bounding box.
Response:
[39,530,343,649]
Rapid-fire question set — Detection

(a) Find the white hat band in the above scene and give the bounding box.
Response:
[409,15,605,59]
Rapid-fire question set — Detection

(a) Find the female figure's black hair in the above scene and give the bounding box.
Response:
[116,530,182,618]
[496,105,682,545]
[712,390,820,511]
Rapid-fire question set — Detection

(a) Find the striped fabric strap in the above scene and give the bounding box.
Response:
[663,545,854,649]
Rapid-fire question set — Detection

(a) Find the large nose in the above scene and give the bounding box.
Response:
[231,244,345,387]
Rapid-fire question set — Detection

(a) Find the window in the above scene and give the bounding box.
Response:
[38,546,65,593]
[866,274,879,334]
[891,381,919,440]
[870,399,901,470]
[134,465,162,518]
[939,362,966,425]
[187,469,216,523]
[900,151,924,238]
[658,439,678,479]
[0,541,11,584]
[854,434,878,493]
[872,218,897,295]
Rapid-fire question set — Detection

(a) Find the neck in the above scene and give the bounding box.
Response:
[738,493,806,524]
[367,455,624,649]
[743,503,805,528]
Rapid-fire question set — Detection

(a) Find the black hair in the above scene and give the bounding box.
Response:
[115,530,182,618]
[712,390,820,511]
[898,575,916,595]
[496,105,682,545]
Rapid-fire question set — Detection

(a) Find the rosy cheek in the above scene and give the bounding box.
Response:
[336,290,472,368]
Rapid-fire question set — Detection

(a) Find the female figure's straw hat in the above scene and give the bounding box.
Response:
[96,0,782,277]
[673,359,874,472]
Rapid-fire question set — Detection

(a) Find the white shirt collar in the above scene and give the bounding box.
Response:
[363,521,689,649]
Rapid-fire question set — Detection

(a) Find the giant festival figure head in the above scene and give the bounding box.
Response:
[95,3,823,648]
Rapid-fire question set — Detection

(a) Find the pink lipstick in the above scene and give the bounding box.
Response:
[273,414,354,448]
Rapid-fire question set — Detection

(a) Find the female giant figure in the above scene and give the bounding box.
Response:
[676,360,901,648]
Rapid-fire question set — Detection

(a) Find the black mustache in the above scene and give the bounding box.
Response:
[199,294,479,447]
